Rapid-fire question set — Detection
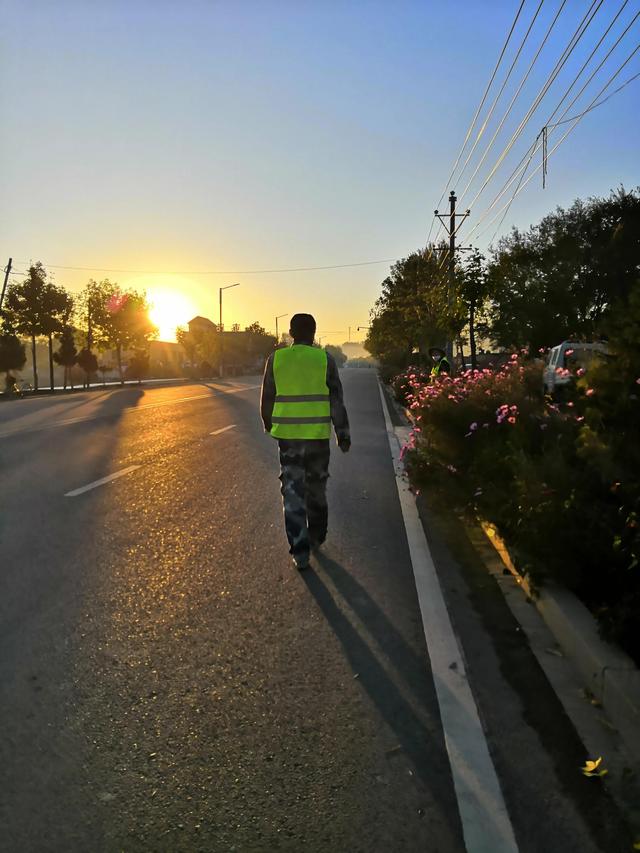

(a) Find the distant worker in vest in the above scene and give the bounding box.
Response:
[261,313,351,570]
[429,347,451,378]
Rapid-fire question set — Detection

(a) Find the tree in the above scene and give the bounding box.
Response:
[53,326,78,389]
[76,348,98,388]
[0,332,26,387]
[42,284,74,391]
[244,322,277,362]
[176,326,198,366]
[97,361,113,386]
[95,287,157,384]
[4,263,49,390]
[324,344,347,367]
[487,187,640,352]
[177,324,219,373]
[76,279,114,350]
[125,349,150,384]
[459,250,490,369]
[365,247,465,373]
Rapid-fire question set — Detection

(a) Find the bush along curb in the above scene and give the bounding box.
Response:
[397,383,640,764]
[477,520,640,764]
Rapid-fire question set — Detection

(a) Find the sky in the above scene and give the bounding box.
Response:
[1,0,638,342]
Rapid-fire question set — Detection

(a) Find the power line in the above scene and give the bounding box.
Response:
[472,44,640,243]
[12,257,400,276]
[426,0,529,256]
[464,0,633,240]
[547,67,640,127]
[437,0,605,270]
[463,8,640,243]
[456,0,606,223]
[437,0,527,207]
[453,0,548,197]
[457,0,568,205]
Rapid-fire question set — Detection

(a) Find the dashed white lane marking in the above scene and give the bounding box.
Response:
[377,382,519,853]
[210,424,237,435]
[64,465,141,497]
[0,385,261,439]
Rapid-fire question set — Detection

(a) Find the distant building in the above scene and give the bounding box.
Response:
[188,316,218,334]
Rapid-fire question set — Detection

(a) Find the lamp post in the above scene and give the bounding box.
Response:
[316,331,346,348]
[219,282,240,378]
[275,313,287,344]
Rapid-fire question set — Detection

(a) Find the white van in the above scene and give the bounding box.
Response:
[543,341,609,395]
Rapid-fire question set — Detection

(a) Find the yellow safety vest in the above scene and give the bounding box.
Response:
[271,345,332,440]
[430,357,451,377]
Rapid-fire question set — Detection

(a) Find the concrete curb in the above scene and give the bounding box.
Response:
[476,524,640,765]
[394,382,640,762]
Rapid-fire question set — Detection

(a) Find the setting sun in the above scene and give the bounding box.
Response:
[146,285,199,342]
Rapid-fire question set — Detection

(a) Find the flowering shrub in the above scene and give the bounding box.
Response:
[401,350,640,663]
[392,365,432,407]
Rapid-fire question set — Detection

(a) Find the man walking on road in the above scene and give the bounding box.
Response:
[261,313,350,570]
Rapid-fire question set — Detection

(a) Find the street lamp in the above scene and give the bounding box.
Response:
[219,282,240,378]
[316,331,346,347]
[275,313,288,344]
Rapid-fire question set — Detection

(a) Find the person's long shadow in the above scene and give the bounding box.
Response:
[300,560,458,822]
[315,552,433,709]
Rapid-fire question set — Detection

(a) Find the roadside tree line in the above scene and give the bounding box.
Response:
[366,187,640,375]
[0,264,157,391]
[375,186,640,662]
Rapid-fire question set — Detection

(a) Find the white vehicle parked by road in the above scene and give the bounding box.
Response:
[543,341,609,395]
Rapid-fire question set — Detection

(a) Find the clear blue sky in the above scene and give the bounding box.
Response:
[1,0,638,341]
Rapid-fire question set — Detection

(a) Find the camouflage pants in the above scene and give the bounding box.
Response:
[278,439,330,559]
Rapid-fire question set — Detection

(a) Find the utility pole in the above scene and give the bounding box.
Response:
[435,192,470,370]
[219,283,240,378]
[0,257,12,313]
[275,313,287,344]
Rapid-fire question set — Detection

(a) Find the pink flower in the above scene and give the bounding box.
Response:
[585,388,595,397]
[575,416,585,422]
[507,416,516,424]
[565,349,574,357]
[576,368,586,377]
[636,378,640,385]
[469,422,478,431]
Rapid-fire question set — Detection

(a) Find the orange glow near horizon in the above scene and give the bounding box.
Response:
[145,285,199,342]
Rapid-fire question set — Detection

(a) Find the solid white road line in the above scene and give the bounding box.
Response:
[377,382,519,853]
[210,424,237,435]
[64,465,141,497]
[0,385,261,439]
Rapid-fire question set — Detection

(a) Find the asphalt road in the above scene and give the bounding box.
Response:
[0,373,631,852]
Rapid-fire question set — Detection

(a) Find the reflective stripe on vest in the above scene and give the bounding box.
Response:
[431,357,450,377]
[271,345,331,440]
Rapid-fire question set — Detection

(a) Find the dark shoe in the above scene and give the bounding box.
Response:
[309,533,326,552]
[292,554,310,571]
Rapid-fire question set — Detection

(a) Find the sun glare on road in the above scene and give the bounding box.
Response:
[146,285,198,342]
